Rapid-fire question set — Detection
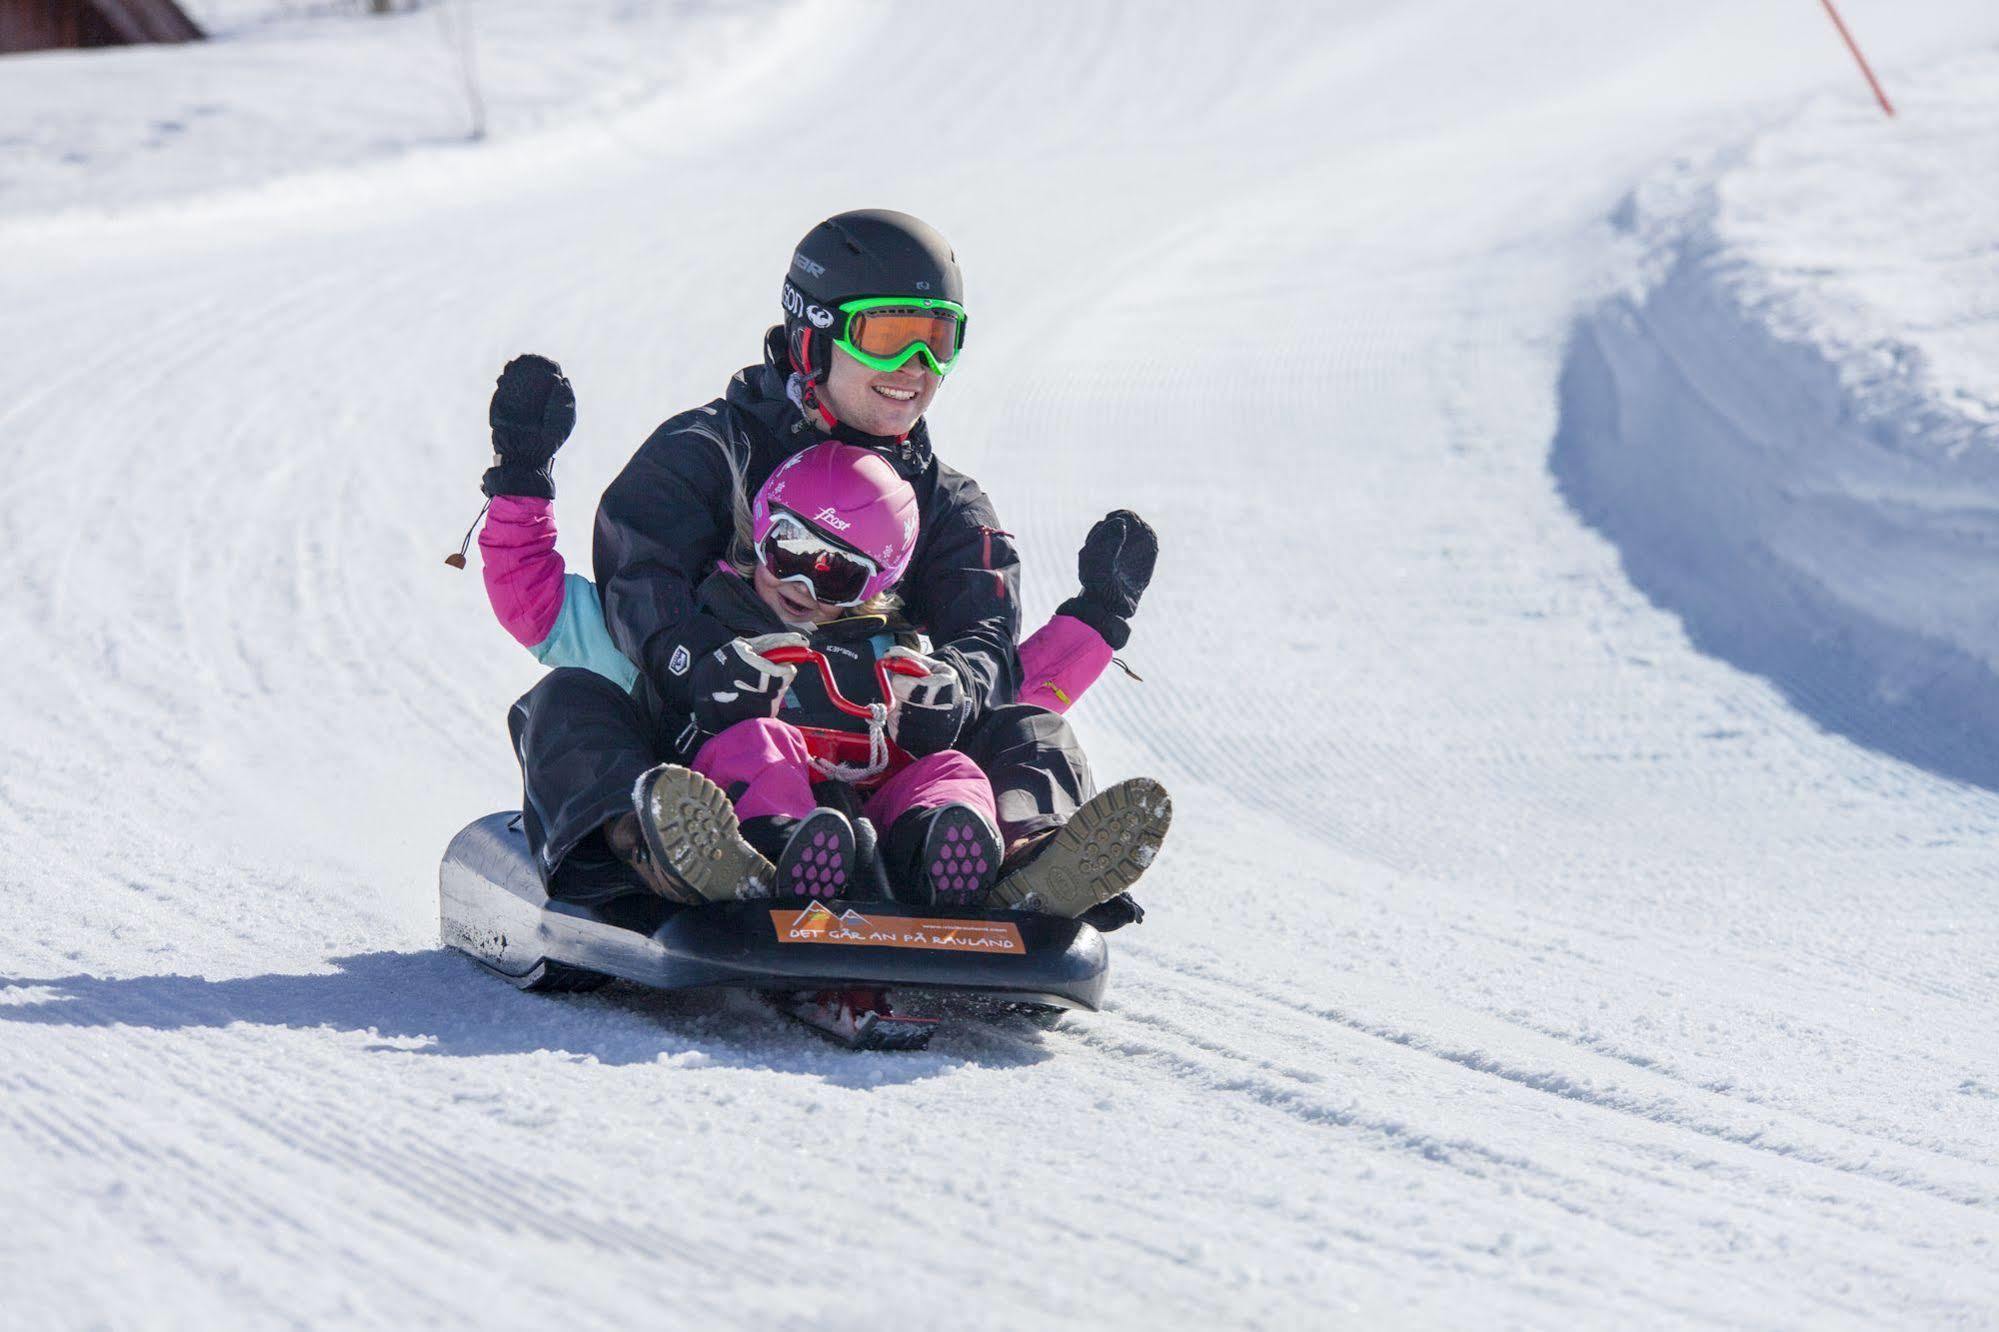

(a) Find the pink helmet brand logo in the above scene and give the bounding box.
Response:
[813,506,853,531]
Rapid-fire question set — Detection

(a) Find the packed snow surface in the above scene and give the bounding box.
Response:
[5,2,1999,1327]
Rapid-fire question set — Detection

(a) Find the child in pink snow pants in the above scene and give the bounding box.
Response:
[479,438,1133,908]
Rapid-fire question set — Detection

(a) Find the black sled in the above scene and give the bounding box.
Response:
[438,813,1108,1049]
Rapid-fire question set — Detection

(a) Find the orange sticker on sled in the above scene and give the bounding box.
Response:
[770,902,1025,955]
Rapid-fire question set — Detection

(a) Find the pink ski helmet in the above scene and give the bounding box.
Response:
[752,443,920,603]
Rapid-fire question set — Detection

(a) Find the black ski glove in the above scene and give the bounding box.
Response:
[1056,509,1158,650]
[883,647,973,757]
[1081,893,1145,932]
[481,354,577,500]
[690,634,805,734]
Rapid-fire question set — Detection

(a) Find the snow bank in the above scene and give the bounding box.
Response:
[1554,51,1999,787]
[0,0,788,221]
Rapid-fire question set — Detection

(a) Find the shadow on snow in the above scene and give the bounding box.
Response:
[0,949,1055,1085]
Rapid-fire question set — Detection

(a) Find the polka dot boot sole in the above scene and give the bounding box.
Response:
[921,804,1002,908]
[775,808,856,901]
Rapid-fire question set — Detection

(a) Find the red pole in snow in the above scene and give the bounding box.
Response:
[1819,0,1896,118]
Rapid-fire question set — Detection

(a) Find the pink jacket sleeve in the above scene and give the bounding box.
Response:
[1017,614,1113,714]
[478,495,567,648]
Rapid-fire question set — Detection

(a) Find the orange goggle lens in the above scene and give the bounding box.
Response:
[844,309,964,365]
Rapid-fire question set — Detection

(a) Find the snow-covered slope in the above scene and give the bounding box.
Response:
[6,3,1999,1326]
[0,0,791,221]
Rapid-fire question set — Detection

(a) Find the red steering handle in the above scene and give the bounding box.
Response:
[761,644,926,720]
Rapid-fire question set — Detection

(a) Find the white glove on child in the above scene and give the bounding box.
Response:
[691,632,808,732]
[882,646,971,756]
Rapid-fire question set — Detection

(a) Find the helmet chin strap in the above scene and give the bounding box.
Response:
[785,327,911,450]
[788,328,842,432]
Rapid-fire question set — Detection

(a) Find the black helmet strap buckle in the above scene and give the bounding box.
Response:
[786,326,840,432]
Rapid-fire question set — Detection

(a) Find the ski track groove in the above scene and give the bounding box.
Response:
[1125,950,1999,1214]
[1053,1004,1742,1301]
[9,1052,379,1325]
[1483,1002,1999,1175]
[6,1010,697,1325]
[1067,1000,1558,1178]
[1087,968,1999,1321]
[1409,900,1999,1173]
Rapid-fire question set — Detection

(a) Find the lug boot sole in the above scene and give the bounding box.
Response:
[990,778,1171,917]
[634,765,774,903]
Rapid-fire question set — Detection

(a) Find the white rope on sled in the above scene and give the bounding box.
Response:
[805,702,892,784]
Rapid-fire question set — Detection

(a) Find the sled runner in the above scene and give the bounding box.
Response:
[438,813,1109,1048]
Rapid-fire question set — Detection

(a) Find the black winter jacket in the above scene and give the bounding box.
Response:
[593,331,1022,723]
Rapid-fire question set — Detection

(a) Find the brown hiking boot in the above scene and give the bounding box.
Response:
[604,811,701,904]
[989,777,1171,917]
[623,764,774,903]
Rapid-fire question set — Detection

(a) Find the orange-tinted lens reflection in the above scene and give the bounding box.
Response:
[847,310,961,363]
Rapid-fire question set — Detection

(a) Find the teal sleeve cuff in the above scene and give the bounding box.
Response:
[530,574,640,693]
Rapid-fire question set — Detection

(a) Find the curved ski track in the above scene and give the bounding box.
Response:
[5,2,1999,1327]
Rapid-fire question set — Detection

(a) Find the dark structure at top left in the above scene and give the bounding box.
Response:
[1,0,203,54]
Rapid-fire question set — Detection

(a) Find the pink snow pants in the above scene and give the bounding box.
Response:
[690,717,996,831]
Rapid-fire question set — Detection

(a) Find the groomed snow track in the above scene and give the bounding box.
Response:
[5,3,1999,1326]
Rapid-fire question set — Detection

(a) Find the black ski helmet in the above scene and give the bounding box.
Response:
[780,209,965,384]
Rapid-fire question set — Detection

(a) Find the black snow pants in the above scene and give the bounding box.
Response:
[510,671,1096,903]
[508,668,685,901]
[954,704,1096,848]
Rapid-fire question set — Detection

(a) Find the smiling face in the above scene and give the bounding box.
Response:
[753,559,842,626]
[818,343,939,437]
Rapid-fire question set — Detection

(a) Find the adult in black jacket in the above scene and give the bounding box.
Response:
[506,210,1169,919]
[595,328,1020,731]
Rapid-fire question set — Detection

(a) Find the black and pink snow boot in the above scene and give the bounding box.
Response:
[742,808,857,900]
[882,802,1003,908]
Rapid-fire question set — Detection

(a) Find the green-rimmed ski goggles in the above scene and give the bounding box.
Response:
[832,296,968,377]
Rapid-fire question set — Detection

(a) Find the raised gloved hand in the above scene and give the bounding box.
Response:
[481,354,577,500]
[690,633,807,733]
[1057,509,1158,649]
[882,646,972,757]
